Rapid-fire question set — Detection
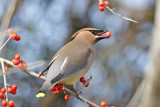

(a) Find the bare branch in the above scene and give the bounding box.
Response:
[63,87,100,107]
[105,6,138,23]
[0,36,12,52]
[0,61,9,101]
[0,60,46,76]
[0,57,100,107]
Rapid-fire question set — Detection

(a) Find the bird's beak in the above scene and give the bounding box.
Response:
[95,30,110,40]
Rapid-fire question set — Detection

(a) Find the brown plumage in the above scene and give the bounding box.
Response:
[36,28,109,97]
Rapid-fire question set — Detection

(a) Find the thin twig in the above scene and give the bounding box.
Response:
[0,57,100,107]
[0,60,46,77]
[0,61,9,101]
[105,6,138,23]
[0,36,12,52]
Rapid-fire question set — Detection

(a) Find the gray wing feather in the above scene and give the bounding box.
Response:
[39,55,59,77]
[50,48,92,84]
[51,65,84,84]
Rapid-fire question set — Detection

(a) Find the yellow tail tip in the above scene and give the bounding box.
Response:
[36,93,45,98]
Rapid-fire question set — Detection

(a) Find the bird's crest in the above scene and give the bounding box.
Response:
[71,28,97,39]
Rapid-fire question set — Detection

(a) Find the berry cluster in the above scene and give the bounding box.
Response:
[2,100,16,107]
[80,77,89,87]
[0,84,17,107]
[7,84,18,95]
[12,54,28,70]
[49,84,71,100]
[0,89,5,99]
[50,84,63,94]
[98,1,109,11]
[7,28,21,41]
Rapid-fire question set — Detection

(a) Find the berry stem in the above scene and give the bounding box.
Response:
[0,61,9,101]
[77,76,92,93]
[105,5,138,23]
[0,36,12,52]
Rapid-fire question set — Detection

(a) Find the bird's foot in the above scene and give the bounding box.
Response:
[72,84,82,99]
[76,89,81,94]
[73,89,81,100]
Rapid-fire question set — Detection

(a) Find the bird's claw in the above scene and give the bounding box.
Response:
[74,90,80,100]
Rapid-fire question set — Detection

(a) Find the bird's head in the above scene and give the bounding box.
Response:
[71,28,110,44]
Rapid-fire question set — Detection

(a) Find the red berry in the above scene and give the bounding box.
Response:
[100,101,107,107]
[18,63,23,69]
[22,61,26,64]
[38,71,43,76]
[1,94,5,99]
[83,82,89,87]
[99,6,105,11]
[11,90,17,95]
[105,31,111,37]
[15,35,21,41]
[64,95,70,100]
[12,59,19,65]
[104,1,109,6]
[15,54,20,60]
[53,90,59,94]
[98,1,104,6]
[7,87,12,93]
[12,33,17,40]
[1,100,7,106]
[50,86,56,91]
[1,88,6,93]
[0,92,5,99]
[12,84,17,90]
[0,92,3,97]
[22,63,28,70]
[80,77,85,83]
[4,66,9,71]
[7,28,13,34]
[9,34,12,37]
[57,84,63,91]
[8,100,14,106]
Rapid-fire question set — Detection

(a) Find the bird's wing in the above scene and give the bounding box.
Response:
[50,48,92,84]
[39,55,59,77]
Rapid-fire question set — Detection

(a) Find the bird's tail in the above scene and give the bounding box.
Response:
[36,82,51,98]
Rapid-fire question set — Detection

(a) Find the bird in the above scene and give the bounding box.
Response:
[36,28,110,97]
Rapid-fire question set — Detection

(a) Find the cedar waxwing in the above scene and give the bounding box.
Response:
[36,28,110,97]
